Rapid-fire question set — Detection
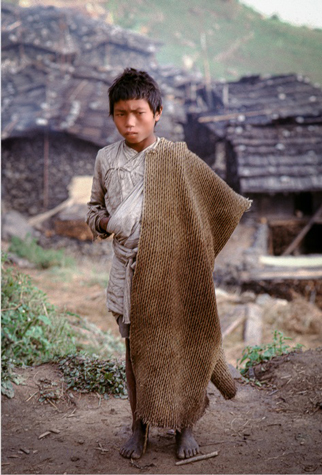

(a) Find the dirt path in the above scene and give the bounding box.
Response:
[2,349,322,474]
[3,226,322,474]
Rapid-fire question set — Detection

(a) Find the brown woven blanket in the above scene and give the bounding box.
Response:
[130,138,251,429]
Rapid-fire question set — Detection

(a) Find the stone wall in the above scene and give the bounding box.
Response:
[2,133,99,216]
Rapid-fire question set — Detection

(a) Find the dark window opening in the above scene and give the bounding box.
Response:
[294,192,313,216]
[269,222,322,256]
[304,224,322,254]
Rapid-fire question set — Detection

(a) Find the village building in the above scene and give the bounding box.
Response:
[184,74,322,256]
[1,3,196,218]
[2,4,321,260]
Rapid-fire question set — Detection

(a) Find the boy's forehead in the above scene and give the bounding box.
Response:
[114,98,150,110]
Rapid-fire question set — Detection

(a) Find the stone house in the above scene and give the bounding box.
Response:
[183,74,322,254]
[1,3,194,216]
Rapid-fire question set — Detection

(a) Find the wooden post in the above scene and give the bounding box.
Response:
[43,130,49,209]
[282,204,322,256]
[244,303,263,346]
[200,32,213,109]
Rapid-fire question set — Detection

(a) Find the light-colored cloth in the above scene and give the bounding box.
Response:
[106,179,143,323]
[86,140,147,239]
[86,138,160,329]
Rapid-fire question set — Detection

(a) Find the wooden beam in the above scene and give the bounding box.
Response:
[281,204,322,256]
[28,198,73,227]
[241,269,322,282]
[198,109,272,123]
[222,314,246,339]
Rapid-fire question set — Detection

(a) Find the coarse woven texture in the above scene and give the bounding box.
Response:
[130,138,251,429]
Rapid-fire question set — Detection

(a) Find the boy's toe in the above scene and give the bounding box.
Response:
[120,447,131,458]
[130,449,142,460]
[177,447,185,459]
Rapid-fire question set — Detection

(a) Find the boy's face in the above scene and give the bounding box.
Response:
[113,98,162,152]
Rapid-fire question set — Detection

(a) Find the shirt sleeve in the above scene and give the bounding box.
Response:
[86,150,110,239]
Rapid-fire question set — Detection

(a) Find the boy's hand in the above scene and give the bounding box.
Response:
[99,216,110,232]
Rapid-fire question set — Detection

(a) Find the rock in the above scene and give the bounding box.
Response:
[2,210,37,241]
[7,253,36,269]
[240,291,256,303]
[228,364,245,380]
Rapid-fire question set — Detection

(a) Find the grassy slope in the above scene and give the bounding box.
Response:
[105,0,322,84]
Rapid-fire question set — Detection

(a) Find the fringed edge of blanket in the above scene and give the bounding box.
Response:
[134,393,210,431]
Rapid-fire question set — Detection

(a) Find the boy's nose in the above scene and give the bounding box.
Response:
[125,114,136,127]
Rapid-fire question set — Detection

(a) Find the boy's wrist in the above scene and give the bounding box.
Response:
[99,216,110,232]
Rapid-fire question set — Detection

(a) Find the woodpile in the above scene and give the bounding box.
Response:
[1,133,98,215]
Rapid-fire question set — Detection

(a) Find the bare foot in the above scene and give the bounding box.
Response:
[176,427,200,459]
[120,421,147,459]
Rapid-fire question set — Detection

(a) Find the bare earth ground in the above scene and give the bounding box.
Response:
[2,224,322,474]
[2,350,322,474]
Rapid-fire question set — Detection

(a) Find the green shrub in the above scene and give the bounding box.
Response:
[1,254,126,399]
[9,235,74,269]
[1,254,77,396]
[237,330,303,379]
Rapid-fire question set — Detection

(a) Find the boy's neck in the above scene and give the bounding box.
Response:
[124,134,157,153]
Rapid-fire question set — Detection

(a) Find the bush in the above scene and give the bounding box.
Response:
[237,330,303,380]
[1,253,127,399]
[9,235,74,269]
[1,254,77,396]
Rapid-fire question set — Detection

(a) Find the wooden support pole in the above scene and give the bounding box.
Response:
[282,204,322,256]
[222,314,246,339]
[43,130,49,209]
[200,32,213,109]
[244,303,263,346]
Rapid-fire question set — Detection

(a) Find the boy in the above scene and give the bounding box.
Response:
[86,68,251,460]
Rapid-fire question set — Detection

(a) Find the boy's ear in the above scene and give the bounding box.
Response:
[155,106,163,122]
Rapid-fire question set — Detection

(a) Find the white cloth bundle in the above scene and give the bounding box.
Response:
[106,179,143,324]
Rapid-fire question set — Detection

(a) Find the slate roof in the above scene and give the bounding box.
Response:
[2,3,194,146]
[227,123,322,194]
[195,74,322,194]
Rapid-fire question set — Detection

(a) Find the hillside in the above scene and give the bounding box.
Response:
[4,0,322,84]
[106,0,322,83]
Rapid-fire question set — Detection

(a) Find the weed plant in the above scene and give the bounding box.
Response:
[237,330,303,379]
[9,235,74,269]
[57,354,127,397]
[1,254,126,398]
[1,254,77,396]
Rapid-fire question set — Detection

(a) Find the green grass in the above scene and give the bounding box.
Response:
[56,354,127,397]
[9,235,75,269]
[104,0,322,84]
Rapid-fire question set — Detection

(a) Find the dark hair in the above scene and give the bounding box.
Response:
[108,68,162,116]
